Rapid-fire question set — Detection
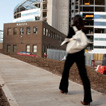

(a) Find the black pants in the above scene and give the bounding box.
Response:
[59,50,92,103]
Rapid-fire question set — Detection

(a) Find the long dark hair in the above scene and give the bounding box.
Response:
[72,15,84,30]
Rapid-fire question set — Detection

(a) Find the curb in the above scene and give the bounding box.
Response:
[0,75,19,106]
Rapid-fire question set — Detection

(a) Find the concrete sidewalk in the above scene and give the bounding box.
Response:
[0,53,106,106]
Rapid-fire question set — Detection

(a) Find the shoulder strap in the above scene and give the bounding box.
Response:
[73,26,78,33]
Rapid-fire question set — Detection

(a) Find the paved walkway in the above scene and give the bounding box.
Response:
[0,53,106,106]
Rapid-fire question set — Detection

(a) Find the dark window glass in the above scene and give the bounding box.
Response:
[95,7,105,12]
[83,7,94,12]
[95,0,105,5]
[94,46,106,49]
[43,3,47,9]
[20,27,24,35]
[43,12,47,18]
[95,28,106,33]
[13,45,17,53]
[7,28,11,35]
[26,27,31,35]
[7,45,11,53]
[35,17,40,20]
[33,27,37,34]
[13,28,18,35]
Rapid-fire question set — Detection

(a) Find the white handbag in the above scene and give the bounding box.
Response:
[62,26,89,54]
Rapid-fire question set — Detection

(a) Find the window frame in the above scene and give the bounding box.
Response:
[26,45,30,52]
[26,27,31,35]
[33,26,37,35]
[33,45,37,53]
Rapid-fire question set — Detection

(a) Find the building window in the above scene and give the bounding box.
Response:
[95,28,106,33]
[95,0,105,5]
[84,14,94,20]
[43,28,46,35]
[13,45,17,53]
[94,15,106,19]
[95,7,105,12]
[33,27,37,34]
[94,38,106,41]
[35,17,40,20]
[83,0,94,5]
[84,0,90,5]
[48,29,50,37]
[43,3,47,9]
[7,45,11,53]
[43,12,47,18]
[83,7,94,12]
[43,45,45,53]
[7,28,11,35]
[50,31,53,38]
[35,3,40,8]
[26,27,31,35]
[33,45,37,53]
[20,27,24,35]
[94,22,106,26]
[94,46,106,49]
[46,29,48,36]
[26,45,30,52]
[13,28,18,35]
[52,32,55,39]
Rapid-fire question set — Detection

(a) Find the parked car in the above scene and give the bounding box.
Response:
[17,51,38,57]
[102,54,106,66]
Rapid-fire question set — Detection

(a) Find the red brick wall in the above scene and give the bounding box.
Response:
[3,21,66,57]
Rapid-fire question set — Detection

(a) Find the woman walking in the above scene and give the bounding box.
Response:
[59,15,92,105]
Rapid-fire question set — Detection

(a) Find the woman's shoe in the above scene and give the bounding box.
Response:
[60,90,68,94]
[81,101,90,106]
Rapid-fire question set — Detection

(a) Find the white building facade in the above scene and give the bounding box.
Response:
[70,0,106,53]
[47,0,69,35]
[13,0,69,35]
[93,12,106,53]
[13,8,41,22]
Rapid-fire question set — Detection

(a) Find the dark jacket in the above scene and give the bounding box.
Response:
[67,26,87,39]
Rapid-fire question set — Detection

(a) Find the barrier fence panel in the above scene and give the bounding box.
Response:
[85,53,94,66]
[47,49,94,66]
[47,49,66,61]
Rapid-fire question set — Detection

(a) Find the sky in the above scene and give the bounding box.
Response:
[0,0,23,30]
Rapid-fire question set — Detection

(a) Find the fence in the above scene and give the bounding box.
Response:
[47,49,94,66]
[47,49,66,61]
[85,53,94,66]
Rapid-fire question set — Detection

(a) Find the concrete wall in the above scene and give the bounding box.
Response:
[47,0,53,26]
[57,0,69,35]
[47,0,69,35]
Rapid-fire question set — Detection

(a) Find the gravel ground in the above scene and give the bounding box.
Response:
[0,54,106,105]
[0,87,10,106]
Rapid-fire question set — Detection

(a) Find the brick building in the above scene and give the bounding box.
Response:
[0,43,3,53]
[3,21,66,57]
